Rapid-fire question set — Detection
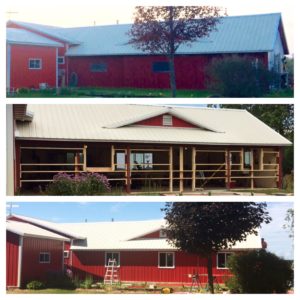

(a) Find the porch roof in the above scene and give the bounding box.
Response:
[15,104,291,146]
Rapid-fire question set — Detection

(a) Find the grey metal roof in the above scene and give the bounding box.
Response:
[8,13,288,56]
[7,220,69,241]
[15,104,291,146]
[6,28,63,47]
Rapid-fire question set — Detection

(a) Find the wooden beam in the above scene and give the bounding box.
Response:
[260,148,264,171]
[192,147,196,191]
[111,145,115,171]
[179,147,184,192]
[251,149,254,189]
[278,148,283,189]
[126,145,131,193]
[169,146,173,193]
[241,147,244,171]
[83,145,87,171]
[226,149,231,190]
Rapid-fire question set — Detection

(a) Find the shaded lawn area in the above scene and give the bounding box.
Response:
[7,87,294,98]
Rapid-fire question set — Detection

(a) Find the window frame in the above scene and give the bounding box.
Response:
[28,58,42,70]
[152,61,170,73]
[216,252,232,269]
[39,252,51,264]
[162,115,173,126]
[64,250,70,259]
[243,150,252,169]
[57,56,65,64]
[105,252,120,267]
[90,63,108,73]
[159,229,167,238]
[158,252,175,269]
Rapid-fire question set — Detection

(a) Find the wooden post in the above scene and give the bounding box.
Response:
[126,145,131,193]
[192,147,196,191]
[226,149,231,190]
[278,148,283,189]
[260,148,264,171]
[83,145,87,171]
[111,145,115,171]
[75,153,80,172]
[15,141,21,191]
[169,146,173,193]
[250,149,254,189]
[179,147,184,192]
[241,147,244,170]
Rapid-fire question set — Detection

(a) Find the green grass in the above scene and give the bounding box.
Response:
[7,87,212,98]
[232,188,292,195]
[264,88,294,98]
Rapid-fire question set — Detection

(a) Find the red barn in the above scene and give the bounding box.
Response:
[10,104,291,194]
[6,219,69,288]
[6,13,288,91]
[7,214,264,286]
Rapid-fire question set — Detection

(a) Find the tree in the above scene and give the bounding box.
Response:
[227,250,293,293]
[283,208,294,239]
[128,6,224,97]
[162,202,271,294]
[218,104,294,175]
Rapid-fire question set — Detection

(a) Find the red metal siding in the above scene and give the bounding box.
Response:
[6,231,20,287]
[138,231,160,239]
[10,44,57,89]
[136,114,197,128]
[71,250,230,284]
[21,237,63,286]
[68,53,268,90]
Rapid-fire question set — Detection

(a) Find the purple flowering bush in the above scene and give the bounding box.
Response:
[46,172,111,195]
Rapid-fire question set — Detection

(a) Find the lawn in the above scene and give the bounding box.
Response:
[7,87,294,98]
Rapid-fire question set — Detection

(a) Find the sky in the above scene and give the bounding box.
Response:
[4,0,294,54]
[6,201,294,260]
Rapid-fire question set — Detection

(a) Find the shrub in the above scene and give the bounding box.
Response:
[46,271,76,289]
[206,55,279,97]
[46,173,75,195]
[80,275,94,289]
[45,172,111,195]
[282,173,294,193]
[227,250,293,293]
[26,280,45,290]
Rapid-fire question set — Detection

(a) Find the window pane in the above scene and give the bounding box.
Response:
[218,253,226,268]
[116,153,125,170]
[90,63,107,72]
[166,253,173,267]
[244,151,251,168]
[152,62,170,73]
[159,253,166,267]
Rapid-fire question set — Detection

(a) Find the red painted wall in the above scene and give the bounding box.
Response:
[68,53,268,90]
[6,231,20,287]
[21,237,63,286]
[70,250,231,284]
[136,114,197,128]
[9,44,57,89]
[137,230,160,239]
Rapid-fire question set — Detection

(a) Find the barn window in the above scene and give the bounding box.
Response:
[158,252,175,268]
[39,252,50,263]
[159,229,167,238]
[57,56,65,64]
[29,59,42,69]
[90,63,107,72]
[217,252,232,269]
[105,252,120,267]
[152,61,170,73]
[116,152,153,170]
[64,251,69,258]
[162,115,173,126]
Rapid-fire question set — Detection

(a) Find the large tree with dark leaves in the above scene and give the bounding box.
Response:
[163,202,271,294]
[128,6,223,97]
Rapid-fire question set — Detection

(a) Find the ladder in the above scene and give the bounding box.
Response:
[104,259,119,285]
[189,273,201,292]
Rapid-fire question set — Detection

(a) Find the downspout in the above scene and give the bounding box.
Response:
[17,236,23,288]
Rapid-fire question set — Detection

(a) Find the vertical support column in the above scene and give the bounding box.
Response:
[278,148,283,189]
[17,236,23,288]
[226,149,231,190]
[15,141,21,192]
[241,147,244,170]
[179,147,184,193]
[75,153,80,173]
[250,149,254,189]
[111,145,115,171]
[126,145,131,193]
[260,148,264,170]
[169,146,173,193]
[192,147,196,191]
[83,145,87,171]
